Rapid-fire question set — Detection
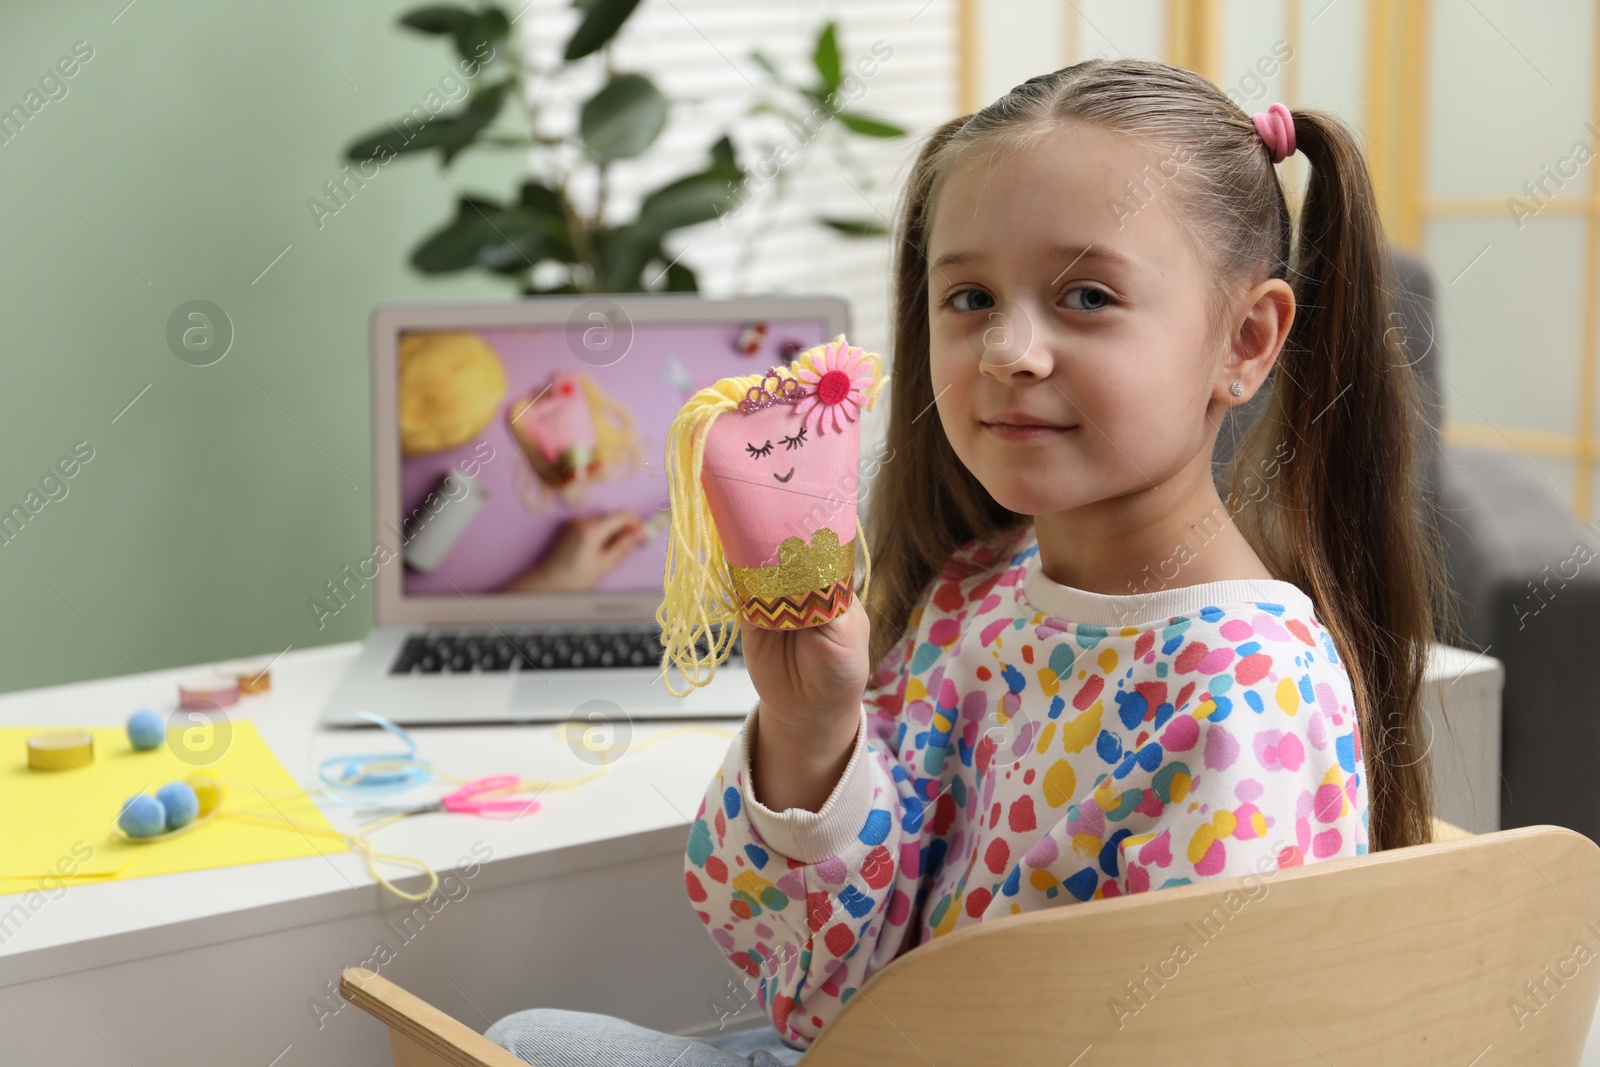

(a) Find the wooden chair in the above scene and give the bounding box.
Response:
[340,966,527,1067]
[342,820,1600,1066]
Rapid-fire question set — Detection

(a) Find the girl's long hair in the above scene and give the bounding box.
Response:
[865,57,1461,852]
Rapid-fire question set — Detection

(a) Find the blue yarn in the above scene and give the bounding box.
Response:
[127,709,164,751]
[155,781,200,830]
[118,794,166,838]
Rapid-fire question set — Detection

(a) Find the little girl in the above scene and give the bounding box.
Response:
[488,56,1451,1066]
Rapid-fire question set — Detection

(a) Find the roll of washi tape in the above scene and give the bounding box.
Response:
[215,659,271,695]
[28,731,94,771]
[178,674,240,710]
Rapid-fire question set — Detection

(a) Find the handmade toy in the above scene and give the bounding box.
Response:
[508,370,641,507]
[657,335,888,695]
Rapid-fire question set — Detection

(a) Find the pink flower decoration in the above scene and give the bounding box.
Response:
[793,337,873,434]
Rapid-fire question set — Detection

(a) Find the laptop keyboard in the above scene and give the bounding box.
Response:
[388,625,742,674]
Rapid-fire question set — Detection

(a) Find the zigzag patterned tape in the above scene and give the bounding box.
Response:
[741,579,854,630]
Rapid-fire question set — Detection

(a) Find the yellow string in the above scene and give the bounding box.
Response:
[219,807,441,902]
[581,372,643,473]
[193,784,440,901]
[656,336,889,696]
[130,723,743,903]
[107,789,438,901]
[109,808,221,845]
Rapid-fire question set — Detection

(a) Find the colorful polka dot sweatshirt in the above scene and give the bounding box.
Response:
[684,524,1369,1049]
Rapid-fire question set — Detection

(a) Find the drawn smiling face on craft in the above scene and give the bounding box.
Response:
[701,378,863,570]
[735,404,816,485]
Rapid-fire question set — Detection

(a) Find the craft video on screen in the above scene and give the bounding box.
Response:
[393,318,831,597]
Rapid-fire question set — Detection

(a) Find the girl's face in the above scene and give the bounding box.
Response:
[926,123,1232,519]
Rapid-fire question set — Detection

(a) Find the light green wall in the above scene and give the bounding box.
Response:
[0,3,527,692]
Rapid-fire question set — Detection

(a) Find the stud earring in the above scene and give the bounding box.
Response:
[1229,381,1243,397]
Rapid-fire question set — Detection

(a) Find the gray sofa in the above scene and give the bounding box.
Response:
[1214,248,1600,844]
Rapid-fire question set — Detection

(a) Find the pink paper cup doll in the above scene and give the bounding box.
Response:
[657,335,889,695]
[508,371,599,488]
[507,370,642,508]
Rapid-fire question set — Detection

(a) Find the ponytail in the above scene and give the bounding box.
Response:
[1230,109,1460,851]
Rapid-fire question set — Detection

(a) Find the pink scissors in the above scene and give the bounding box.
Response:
[433,775,542,818]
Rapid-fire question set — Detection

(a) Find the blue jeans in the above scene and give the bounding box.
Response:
[485,1008,806,1066]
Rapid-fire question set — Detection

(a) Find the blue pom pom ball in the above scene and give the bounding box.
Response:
[154,781,200,830]
[127,709,164,751]
[118,794,166,838]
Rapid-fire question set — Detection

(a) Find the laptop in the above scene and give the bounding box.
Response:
[320,294,851,726]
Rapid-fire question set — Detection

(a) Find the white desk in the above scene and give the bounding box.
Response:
[0,641,1504,1066]
[0,643,763,1067]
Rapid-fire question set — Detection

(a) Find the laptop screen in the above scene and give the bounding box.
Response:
[394,316,834,598]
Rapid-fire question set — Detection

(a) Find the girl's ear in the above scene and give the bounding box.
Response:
[1219,278,1295,404]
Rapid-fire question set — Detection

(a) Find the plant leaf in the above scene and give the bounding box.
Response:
[476,206,570,270]
[412,187,577,275]
[834,111,907,138]
[750,50,783,83]
[591,227,657,291]
[818,216,888,237]
[662,258,698,291]
[579,74,668,160]
[410,194,509,273]
[811,21,841,94]
[564,0,643,60]
[634,169,738,237]
[519,179,566,216]
[453,8,510,61]
[400,5,472,34]
[624,136,741,243]
[345,116,458,161]
[707,133,740,177]
[440,80,513,163]
[344,80,511,163]
[747,101,797,122]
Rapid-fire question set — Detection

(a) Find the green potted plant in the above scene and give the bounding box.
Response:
[343,1,907,295]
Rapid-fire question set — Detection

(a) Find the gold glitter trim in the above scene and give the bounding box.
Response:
[728,527,856,602]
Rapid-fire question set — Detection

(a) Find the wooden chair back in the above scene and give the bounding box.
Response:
[343,822,1600,1066]
[803,823,1600,1065]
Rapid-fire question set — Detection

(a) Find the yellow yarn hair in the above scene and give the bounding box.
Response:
[656,335,889,697]
[581,373,642,472]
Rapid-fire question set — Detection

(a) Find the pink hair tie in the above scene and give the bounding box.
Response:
[1251,102,1296,163]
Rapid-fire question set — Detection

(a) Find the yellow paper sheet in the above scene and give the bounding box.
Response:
[0,721,347,889]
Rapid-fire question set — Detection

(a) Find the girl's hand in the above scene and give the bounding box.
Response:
[741,595,871,730]
[740,596,871,812]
